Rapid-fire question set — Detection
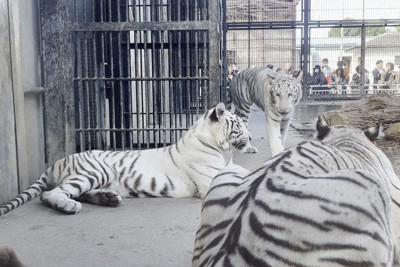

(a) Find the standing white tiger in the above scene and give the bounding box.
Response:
[193,117,400,267]
[228,66,302,156]
[0,103,253,216]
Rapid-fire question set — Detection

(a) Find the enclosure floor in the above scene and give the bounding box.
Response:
[0,107,310,267]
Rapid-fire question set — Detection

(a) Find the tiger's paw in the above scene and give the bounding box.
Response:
[41,192,82,214]
[78,189,122,207]
[244,145,258,154]
[94,190,122,207]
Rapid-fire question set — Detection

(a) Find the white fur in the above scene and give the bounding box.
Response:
[229,67,302,156]
[1,103,253,215]
[193,122,399,267]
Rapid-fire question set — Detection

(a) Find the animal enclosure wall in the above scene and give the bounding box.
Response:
[0,0,45,203]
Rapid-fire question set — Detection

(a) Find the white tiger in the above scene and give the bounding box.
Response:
[228,66,303,156]
[0,103,253,216]
[193,117,400,267]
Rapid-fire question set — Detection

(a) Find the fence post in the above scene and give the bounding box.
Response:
[302,0,311,100]
[208,0,221,107]
[359,25,367,96]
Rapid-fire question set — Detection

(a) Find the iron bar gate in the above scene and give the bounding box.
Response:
[71,0,222,152]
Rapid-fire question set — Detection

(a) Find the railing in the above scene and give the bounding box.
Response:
[307,84,400,100]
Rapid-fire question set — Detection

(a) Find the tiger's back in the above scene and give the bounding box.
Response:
[193,118,400,267]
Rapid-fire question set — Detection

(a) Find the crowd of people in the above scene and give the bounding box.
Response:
[227,60,399,96]
[310,58,400,95]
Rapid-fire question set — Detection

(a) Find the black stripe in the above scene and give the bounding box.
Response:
[266,178,331,204]
[297,145,329,173]
[68,182,83,193]
[323,221,388,247]
[319,205,341,215]
[151,177,156,191]
[338,202,382,227]
[20,191,33,200]
[197,219,234,240]
[159,184,169,197]
[391,197,400,208]
[301,240,367,251]
[319,257,374,267]
[264,249,310,267]
[197,136,221,154]
[202,191,247,211]
[142,191,157,198]
[195,234,225,262]
[128,153,140,174]
[249,212,310,252]
[254,199,331,231]
[206,182,241,195]
[309,141,344,169]
[238,246,272,267]
[134,175,142,189]
[168,147,179,167]
[165,175,175,190]
[129,189,139,197]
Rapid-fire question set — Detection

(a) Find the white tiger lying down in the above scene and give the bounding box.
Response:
[0,103,253,216]
[193,117,400,267]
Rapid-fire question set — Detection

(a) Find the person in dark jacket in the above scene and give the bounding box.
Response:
[310,65,327,94]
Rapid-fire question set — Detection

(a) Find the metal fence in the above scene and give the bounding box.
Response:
[223,0,400,101]
[72,0,221,152]
[41,0,399,156]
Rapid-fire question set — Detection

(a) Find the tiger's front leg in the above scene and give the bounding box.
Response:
[280,118,291,148]
[266,114,284,157]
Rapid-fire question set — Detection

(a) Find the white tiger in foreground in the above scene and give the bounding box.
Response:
[228,66,302,156]
[193,117,400,267]
[0,103,253,216]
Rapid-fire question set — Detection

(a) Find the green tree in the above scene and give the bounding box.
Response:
[328,26,387,37]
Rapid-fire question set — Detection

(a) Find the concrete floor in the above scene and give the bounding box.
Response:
[0,107,311,267]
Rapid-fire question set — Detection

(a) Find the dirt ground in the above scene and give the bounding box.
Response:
[376,139,400,177]
[0,106,398,267]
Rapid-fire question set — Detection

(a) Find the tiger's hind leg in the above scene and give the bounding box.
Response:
[40,187,83,214]
[77,189,122,207]
[40,175,101,214]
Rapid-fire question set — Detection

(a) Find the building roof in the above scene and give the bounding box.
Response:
[345,32,400,52]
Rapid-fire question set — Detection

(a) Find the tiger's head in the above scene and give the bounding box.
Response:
[315,115,400,191]
[315,115,380,143]
[269,70,303,115]
[206,102,253,152]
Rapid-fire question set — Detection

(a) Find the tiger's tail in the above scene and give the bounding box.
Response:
[0,173,50,216]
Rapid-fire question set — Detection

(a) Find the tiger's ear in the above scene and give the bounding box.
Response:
[210,102,226,122]
[364,124,380,142]
[316,115,331,140]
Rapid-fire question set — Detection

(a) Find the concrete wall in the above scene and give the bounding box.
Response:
[0,0,45,203]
